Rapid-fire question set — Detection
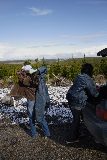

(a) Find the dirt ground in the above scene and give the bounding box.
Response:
[0,118,107,160]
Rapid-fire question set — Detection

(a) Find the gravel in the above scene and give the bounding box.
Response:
[0,86,107,160]
[0,119,107,160]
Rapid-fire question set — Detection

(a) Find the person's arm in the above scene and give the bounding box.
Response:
[85,77,99,97]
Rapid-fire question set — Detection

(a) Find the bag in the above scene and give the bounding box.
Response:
[96,100,107,121]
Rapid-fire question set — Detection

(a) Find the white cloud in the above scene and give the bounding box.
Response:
[0,43,16,59]
[28,7,53,16]
[61,32,107,41]
[0,42,107,60]
[29,42,75,48]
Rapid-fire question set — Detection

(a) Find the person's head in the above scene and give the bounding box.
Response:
[21,65,37,74]
[81,63,93,77]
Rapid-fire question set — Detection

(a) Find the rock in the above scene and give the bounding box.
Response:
[1,95,14,106]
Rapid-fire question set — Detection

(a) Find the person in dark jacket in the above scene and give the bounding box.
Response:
[66,63,99,143]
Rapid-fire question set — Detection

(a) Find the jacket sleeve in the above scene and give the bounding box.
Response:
[85,77,99,97]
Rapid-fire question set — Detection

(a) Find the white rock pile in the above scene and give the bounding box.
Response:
[0,86,73,125]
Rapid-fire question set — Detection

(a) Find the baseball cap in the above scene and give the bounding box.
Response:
[22,65,37,74]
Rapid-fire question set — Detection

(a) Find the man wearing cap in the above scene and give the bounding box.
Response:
[10,65,50,138]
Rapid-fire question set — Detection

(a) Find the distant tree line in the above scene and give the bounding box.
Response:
[0,57,107,84]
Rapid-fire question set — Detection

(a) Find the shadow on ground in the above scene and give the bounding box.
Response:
[19,121,107,154]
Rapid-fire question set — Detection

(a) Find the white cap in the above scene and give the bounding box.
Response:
[22,65,37,74]
[22,65,32,71]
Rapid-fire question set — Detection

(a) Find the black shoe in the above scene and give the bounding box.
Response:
[66,138,79,144]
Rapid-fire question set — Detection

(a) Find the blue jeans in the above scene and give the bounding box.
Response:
[27,100,50,137]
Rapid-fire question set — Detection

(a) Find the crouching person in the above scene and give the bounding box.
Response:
[66,63,99,143]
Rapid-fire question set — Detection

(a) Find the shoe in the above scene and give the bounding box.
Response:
[66,139,79,144]
[94,139,100,144]
[44,135,51,139]
[31,133,39,138]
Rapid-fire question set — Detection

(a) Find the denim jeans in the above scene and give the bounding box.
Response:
[27,99,50,137]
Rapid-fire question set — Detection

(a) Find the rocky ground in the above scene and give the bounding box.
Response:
[0,86,107,160]
[0,118,107,160]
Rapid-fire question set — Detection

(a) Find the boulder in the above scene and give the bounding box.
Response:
[1,95,14,105]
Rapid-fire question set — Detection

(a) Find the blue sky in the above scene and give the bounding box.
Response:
[0,0,107,60]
